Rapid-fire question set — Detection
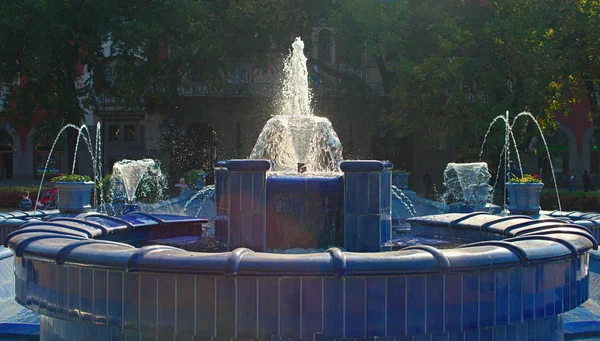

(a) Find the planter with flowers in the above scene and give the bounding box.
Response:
[185,169,208,189]
[52,174,94,214]
[505,174,544,215]
[392,170,411,190]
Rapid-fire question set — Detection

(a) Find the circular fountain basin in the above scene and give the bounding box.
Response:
[3,211,597,340]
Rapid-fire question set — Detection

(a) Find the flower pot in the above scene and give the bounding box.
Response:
[393,172,410,189]
[505,182,544,215]
[55,181,95,214]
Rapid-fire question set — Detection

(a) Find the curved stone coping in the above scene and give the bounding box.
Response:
[215,159,272,172]
[339,160,393,172]
[4,213,595,276]
[266,174,343,193]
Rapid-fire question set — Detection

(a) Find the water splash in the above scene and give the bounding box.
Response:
[112,159,164,203]
[249,37,343,172]
[443,162,492,208]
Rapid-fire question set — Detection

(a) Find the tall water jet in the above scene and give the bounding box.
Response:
[249,37,343,172]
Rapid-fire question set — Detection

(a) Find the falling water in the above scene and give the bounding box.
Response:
[479,114,524,178]
[34,123,101,211]
[183,185,216,217]
[391,186,417,217]
[511,112,561,212]
[443,162,493,208]
[249,37,343,172]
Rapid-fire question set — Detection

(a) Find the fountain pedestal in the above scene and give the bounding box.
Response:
[214,160,269,251]
[341,160,393,252]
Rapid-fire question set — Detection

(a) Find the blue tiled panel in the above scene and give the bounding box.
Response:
[93,268,107,325]
[237,278,257,338]
[56,265,68,320]
[80,267,93,324]
[534,265,545,319]
[258,278,278,340]
[345,278,365,338]
[462,273,478,330]
[280,278,301,338]
[157,274,176,334]
[107,270,122,328]
[176,274,195,335]
[480,271,494,328]
[323,278,343,338]
[445,273,462,332]
[509,268,522,324]
[196,276,216,337]
[216,277,235,337]
[123,272,139,330]
[427,274,444,334]
[523,267,535,320]
[139,273,157,333]
[387,276,406,336]
[366,278,386,337]
[302,278,322,338]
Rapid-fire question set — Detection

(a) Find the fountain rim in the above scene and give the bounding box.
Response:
[4,211,596,277]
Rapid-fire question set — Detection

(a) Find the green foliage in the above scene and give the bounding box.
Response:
[51,174,92,182]
[184,169,207,184]
[508,174,543,184]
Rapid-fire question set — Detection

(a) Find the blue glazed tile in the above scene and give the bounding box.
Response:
[449,331,463,341]
[123,272,139,330]
[252,172,265,213]
[544,264,555,317]
[480,328,493,341]
[56,265,68,320]
[216,277,235,337]
[240,172,254,213]
[570,258,577,310]
[426,274,444,334]
[237,278,257,338]
[252,213,266,252]
[358,215,381,252]
[366,278,386,337]
[381,172,391,209]
[107,271,123,328]
[196,276,216,337]
[509,268,522,324]
[345,278,366,338]
[380,218,392,246]
[229,172,242,214]
[527,320,536,340]
[495,271,509,326]
[432,334,449,341]
[563,261,571,313]
[230,214,241,249]
[302,278,322,339]
[139,274,157,333]
[480,272,494,328]
[175,335,194,341]
[413,335,429,341]
[240,213,253,249]
[445,273,462,332]
[368,173,380,214]
[505,323,517,340]
[80,267,94,324]
[46,264,58,316]
[93,269,108,325]
[280,278,301,338]
[215,216,228,244]
[465,329,479,341]
[34,262,46,315]
[324,278,343,338]
[407,275,426,335]
[258,278,278,340]
[494,325,506,341]
[462,273,479,330]
[176,275,195,335]
[534,265,545,319]
[344,172,357,214]
[344,215,358,252]
[516,320,526,340]
[357,173,369,214]
[523,267,535,320]
[157,274,176,334]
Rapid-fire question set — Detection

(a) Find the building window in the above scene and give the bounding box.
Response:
[109,125,120,142]
[319,29,333,64]
[227,63,251,84]
[125,125,137,142]
[105,66,115,87]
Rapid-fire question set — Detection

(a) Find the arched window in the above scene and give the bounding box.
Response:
[318,29,333,64]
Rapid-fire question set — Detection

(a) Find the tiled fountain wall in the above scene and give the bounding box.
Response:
[4,212,596,340]
[215,160,393,252]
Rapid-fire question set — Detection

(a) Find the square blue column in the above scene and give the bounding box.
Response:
[341,160,393,252]
[213,159,270,251]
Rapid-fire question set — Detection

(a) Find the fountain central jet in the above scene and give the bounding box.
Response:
[249,37,343,172]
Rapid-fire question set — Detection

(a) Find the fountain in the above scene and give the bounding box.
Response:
[443,162,494,212]
[2,38,600,341]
